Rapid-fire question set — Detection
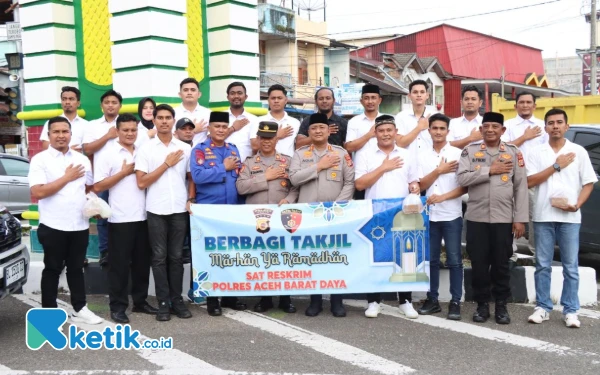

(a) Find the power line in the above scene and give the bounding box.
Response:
[324,0,564,37]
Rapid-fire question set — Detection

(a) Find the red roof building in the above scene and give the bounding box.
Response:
[356,24,570,117]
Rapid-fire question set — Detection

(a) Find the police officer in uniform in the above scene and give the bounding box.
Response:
[190,111,247,316]
[457,112,528,325]
[236,121,299,313]
[290,113,355,317]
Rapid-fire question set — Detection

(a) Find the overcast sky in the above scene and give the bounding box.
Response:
[283,0,589,58]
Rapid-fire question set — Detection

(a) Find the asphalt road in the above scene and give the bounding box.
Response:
[1,292,599,375]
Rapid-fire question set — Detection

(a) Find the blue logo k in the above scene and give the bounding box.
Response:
[26,308,68,350]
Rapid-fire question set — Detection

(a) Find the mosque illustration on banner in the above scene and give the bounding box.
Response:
[359,198,430,283]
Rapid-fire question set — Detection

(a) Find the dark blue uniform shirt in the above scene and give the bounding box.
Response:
[190,138,241,204]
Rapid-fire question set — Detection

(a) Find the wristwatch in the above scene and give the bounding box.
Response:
[187,197,196,202]
[553,163,561,172]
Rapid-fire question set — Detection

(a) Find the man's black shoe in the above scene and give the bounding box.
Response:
[132,302,159,315]
[305,295,323,317]
[330,295,346,317]
[495,301,511,325]
[156,301,171,322]
[221,297,247,311]
[418,298,442,315]
[110,311,129,324]
[170,297,192,319]
[472,302,490,323]
[447,301,461,321]
[99,252,109,268]
[278,296,297,313]
[253,297,274,312]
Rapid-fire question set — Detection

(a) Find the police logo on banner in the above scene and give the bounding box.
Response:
[253,208,274,234]
[281,208,303,233]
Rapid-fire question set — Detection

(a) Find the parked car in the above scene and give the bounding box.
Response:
[0,153,30,214]
[564,125,600,254]
[0,206,29,301]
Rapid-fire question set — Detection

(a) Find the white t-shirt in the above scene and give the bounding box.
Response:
[174,103,211,147]
[355,145,419,200]
[345,112,383,151]
[395,107,437,157]
[82,116,118,151]
[135,137,191,215]
[418,143,463,222]
[39,113,88,148]
[135,121,155,149]
[93,141,146,223]
[226,109,257,161]
[28,147,93,231]
[503,115,548,161]
[527,140,598,223]
[253,112,300,157]
[447,114,483,144]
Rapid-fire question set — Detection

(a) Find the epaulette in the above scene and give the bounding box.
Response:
[280,153,293,160]
[296,145,311,151]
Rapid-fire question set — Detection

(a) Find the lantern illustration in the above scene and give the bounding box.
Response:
[389,210,428,283]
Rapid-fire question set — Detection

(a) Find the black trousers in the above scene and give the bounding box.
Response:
[37,224,88,312]
[466,221,512,303]
[147,212,187,303]
[367,292,412,304]
[108,221,151,312]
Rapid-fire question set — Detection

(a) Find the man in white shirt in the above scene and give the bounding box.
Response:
[224,81,257,161]
[526,108,598,329]
[135,104,193,322]
[503,92,549,256]
[416,113,467,320]
[174,77,211,146]
[82,89,122,155]
[252,84,299,157]
[82,89,123,268]
[40,86,88,152]
[29,116,102,325]
[448,85,484,149]
[396,79,437,157]
[354,114,420,319]
[344,84,384,153]
[93,114,158,324]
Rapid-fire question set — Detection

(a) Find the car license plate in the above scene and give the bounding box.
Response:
[4,259,25,288]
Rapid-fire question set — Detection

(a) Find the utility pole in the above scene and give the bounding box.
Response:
[591,0,597,95]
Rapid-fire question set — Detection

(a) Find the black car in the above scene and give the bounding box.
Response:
[564,125,600,254]
[0,206,29,300]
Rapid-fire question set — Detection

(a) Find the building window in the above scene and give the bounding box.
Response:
[298,57,308,85]
[426,78,433,106]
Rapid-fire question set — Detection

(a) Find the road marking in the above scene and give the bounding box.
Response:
[343,300,599,360]
[516,303,600,320]
[218,308,416,375]
[0,364,27,374]
[12,294,339,375]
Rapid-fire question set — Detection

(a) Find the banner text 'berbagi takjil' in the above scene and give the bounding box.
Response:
[189,198,430,297]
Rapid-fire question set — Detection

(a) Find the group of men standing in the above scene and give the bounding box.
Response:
[29,77,596,328]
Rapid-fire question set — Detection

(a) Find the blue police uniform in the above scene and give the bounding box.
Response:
[189,136,246,315]
[190,137,241,204]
